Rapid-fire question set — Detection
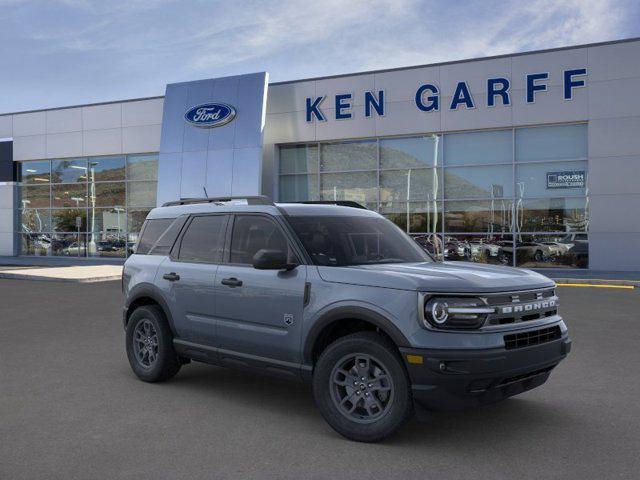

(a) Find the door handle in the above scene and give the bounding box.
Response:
[163,272,181,281]
[221,277,243,287]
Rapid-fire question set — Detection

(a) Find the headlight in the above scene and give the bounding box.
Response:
[422,297,494,329]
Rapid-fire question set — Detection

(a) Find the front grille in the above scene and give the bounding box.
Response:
[498,365,556,386]
[503,326,561,350]
[485,288,558,326]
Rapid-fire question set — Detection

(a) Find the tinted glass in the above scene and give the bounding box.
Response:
[380,202,442,234]
[280,144,317,174]
[20,185,50,208]
[444,165,512,199]
[178,215,227,263]
[444,130,512,165]
[516,124,587,162]
[279,174,318,202]
[517,197,588,232]
[515,234,588,268]
[91,156,125,181]
[51,209,87,232]
[230,215,289,264]
[380,135,441,169]
[19,161,50,184]
[150,216,188,255]
[442,234,512,265]
[94,182,125,207]
[52,183,87,207]
[127,154,158,181]
[127,181,156,207]
[320,172,377,203]
[51,159,87,183]
[136,218,173,255]
[321,140,377,172]
[380,169,439,202]
[515,161,587,198]
[21,209,51,233]
[288,215,431,266]
[445,200,514,233]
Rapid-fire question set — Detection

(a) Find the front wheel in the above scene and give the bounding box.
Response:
[312,332,413,442]
[125,305,181,382]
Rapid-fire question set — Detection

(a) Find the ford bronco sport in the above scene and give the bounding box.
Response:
[122,196,570,442]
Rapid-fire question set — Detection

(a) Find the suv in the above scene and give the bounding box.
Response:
[122,196,570,442]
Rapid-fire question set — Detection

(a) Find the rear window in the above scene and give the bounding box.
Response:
[135,218,174,254]
[149,216,188,255]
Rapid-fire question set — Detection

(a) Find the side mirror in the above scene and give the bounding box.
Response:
[252,249,297,270]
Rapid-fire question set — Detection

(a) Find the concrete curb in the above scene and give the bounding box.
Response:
[554,278,639,287]
[0,273,122,283]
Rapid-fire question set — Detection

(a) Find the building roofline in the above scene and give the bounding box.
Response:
[2,36,638,116]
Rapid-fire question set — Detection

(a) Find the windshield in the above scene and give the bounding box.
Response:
[287,215,432,266]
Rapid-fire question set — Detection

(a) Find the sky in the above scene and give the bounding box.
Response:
[0,0,639,113]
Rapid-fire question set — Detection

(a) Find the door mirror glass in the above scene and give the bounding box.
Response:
[252,249,295,270]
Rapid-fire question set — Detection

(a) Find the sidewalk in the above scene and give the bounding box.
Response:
[534,269,640,287]
[0,265,123,283]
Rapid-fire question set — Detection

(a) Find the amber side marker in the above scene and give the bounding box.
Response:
[406,354,424,365]
[557,283,636,289]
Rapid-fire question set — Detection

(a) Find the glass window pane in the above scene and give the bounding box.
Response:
[445,165,512,199]
[443,234,512,265]
[279,145,317,174]
[20,233,51,256]
[19,161,50,184]
[380,169,440,202]
[516,197,588,232]
[516,124,587,162]
[230,215,289,265]
[20,209,51,233]
[279,174,318,202]
[127,154,158,181]
[445,200,514,233]
[179,215,228,263]
[380,135,441,169]
[380,202,442,234]
[411,233,443,259]
[128,209,152,236]
[52,183,87,207]
[52,209,87,232]
[136,218,174,255]
[320,140,377,172]
[91,156,125,182]
[127,181,156,207]
[93,182,125,207]
[515,234,588,268]
[320,172,377,203]
[516,161,587,198]
[51,158,87,183]
[20,185,50,208]
[87,208,126,258]
[444,130,512,165]
[51,233,87,257]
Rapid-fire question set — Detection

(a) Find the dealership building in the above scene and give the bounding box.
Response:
[1,37,639,271]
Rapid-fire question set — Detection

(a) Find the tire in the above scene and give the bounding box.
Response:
[125,305,181,382]
[534,250,544,262]
[312,331,413,442]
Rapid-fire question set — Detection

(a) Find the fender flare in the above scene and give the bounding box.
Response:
[125,283,177,336]
[302,305,411,365]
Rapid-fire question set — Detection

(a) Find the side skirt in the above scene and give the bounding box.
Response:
[173,338,313,382]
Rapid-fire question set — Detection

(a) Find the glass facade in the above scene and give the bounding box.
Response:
[278,124,588,268]
[17,153,158,258]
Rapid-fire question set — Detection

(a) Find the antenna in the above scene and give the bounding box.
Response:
[203,186,209,198]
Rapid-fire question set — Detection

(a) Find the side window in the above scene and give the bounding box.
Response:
[136,218,173,254]
[149,215,188,256]
[178,215,227,263]
[230,215,290,265]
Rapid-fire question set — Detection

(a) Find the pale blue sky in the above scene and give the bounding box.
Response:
[1,0,638,113]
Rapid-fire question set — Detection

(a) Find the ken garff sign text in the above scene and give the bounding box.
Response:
[305,69,587,122]
[185,102,237,127]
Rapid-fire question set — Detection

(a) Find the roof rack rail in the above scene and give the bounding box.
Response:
[162,195,274,207]
[292,200,368,210]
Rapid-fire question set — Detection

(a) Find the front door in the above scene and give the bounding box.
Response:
[157,214,229,346]
[214,214,307,365]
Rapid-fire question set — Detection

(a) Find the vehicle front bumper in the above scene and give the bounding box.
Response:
[400,334,571,411]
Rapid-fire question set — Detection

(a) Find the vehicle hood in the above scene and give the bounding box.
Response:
[317,261,554,293]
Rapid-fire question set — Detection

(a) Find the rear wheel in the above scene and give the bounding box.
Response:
[313,331,413,442]
[126,305,181,382]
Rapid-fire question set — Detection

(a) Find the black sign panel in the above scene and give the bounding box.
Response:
[546,170,586,189]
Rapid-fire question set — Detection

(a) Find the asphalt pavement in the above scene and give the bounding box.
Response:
[1,279,639,480]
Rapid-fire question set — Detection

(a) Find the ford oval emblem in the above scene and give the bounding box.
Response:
[184,102,236,128]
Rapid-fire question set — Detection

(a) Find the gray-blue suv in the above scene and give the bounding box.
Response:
[122,196,570,442]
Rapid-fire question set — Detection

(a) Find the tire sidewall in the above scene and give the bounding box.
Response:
[312,333,413,442]
[125,305,179,382]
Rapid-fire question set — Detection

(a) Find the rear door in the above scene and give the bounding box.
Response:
[157,214,229,346]
[214,214,307,366]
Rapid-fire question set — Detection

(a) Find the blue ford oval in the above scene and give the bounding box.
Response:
[184,103,236,127]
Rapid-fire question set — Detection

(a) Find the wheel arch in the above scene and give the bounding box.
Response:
[125,284,176,336]
[303,306,410,366]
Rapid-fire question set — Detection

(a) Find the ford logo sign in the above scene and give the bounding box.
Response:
[184,103,236,128]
